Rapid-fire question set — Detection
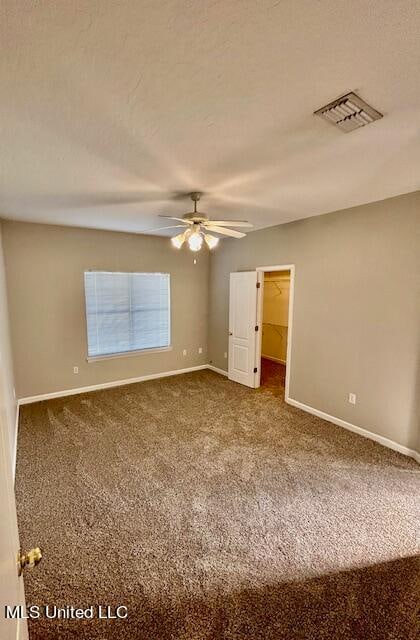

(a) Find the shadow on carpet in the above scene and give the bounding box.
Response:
[24,555,420,639]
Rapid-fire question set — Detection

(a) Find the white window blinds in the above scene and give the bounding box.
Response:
[84,272,170,358]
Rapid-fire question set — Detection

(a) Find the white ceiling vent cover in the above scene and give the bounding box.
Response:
[315,92,383,132]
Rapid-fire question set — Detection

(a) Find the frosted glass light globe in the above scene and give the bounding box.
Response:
[188,232,203,252]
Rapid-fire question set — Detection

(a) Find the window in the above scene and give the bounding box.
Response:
[84,271,170,359]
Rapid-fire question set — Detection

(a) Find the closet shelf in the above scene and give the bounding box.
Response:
[263,322,287,337]
[263,322,287,328]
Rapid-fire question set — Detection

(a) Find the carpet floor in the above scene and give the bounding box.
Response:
[16,367,419,639]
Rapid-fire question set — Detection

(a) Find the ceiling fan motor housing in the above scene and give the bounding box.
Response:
[183,212,209,223]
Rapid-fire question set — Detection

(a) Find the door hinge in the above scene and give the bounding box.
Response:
[253,367,258,373]
[256,282,261,288]
[255,325,259,332]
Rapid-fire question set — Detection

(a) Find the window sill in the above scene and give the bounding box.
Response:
[86,346,173,363]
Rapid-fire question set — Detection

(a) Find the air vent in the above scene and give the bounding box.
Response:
[315,92,383,132]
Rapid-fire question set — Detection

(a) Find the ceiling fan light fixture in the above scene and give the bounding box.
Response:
[171,232,186,249]
[187,230,203,252]
[156,192,253,252]
[204,234,219,250]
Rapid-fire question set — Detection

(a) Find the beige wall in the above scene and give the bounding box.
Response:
[2,221,209,398]
[262,272,290,363]
[0,222,17,465]
[209,191,420,452]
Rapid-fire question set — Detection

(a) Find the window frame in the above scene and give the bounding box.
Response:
[84,270,172,362]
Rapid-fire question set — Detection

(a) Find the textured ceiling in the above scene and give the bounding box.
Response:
[1,1,420,235]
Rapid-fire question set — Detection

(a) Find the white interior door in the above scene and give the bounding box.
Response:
[228,271,260,387]
[0,392,28,640]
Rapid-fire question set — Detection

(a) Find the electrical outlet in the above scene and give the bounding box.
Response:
[182,349,187,356]
[224,352,227,359]
[348,392,356,405]
[198,347,203,354]
[73,366,79,374]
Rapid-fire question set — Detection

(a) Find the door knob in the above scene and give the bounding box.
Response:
[229,332,233,336]
[17,547,42,576]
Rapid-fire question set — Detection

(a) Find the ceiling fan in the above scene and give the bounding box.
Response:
[149,192,253,252]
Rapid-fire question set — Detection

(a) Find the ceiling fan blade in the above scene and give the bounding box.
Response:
[158,215,194,224]
[204,220,253,228]
[205,225,246,238]
[139,224,187,233]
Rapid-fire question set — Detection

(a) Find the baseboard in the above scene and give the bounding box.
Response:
[261,355,286,365]
[207,364,228,377]
[13,402,19,484]
[286,396,419,462]
[18,365,209,405]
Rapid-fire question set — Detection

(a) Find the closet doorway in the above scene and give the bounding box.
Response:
[256,266,294,399]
